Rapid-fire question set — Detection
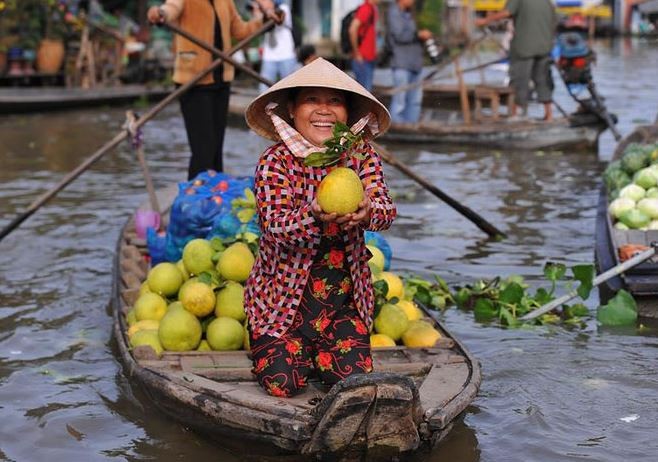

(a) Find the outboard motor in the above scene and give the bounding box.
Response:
[554,14,621,140]
[556,29,594,85]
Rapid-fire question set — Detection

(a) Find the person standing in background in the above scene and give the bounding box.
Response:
[147,0,278,180]
[476,0,558,121]
[349,0,379,91]
[387,0,433,124]
[258,0,298,93]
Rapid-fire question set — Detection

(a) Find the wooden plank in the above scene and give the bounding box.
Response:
[419,363,469,425]
[303,385,376,453]
[365,381,421,453]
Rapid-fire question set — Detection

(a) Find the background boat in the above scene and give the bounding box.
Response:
[595,121,658,317]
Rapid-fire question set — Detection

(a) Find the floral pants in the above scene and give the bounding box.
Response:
[250,229,372,397]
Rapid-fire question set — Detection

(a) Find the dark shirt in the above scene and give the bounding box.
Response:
[505,0,558,58]
[387,3,424,72]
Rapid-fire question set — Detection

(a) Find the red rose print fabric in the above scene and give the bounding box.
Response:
[250,228,372,397]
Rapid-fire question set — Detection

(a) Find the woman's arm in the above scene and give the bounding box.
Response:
[254,147,321,246]
[357,145,397,231]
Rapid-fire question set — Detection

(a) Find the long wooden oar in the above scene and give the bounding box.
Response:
[520,244,657,321]
[166,25,505,239]
[0,19,276,244]
[374,143,505,239]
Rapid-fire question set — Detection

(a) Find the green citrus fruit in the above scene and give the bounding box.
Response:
[158,307,202,351]
[206,317,244,351]
[317,167,364,215]
[147,262,184,297]
[182,238,215,275]
[374,303,409,341]
[216,242,255,283]
[178,280,216,317]
[129,329,163,356]
[215,281,246,322]
[134,292,167,322]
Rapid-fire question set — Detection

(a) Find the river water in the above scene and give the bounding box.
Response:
[1,38,657,461]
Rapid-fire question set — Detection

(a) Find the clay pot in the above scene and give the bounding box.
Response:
[36,39,65,74]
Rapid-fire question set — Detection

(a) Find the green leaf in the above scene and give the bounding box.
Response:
[414,285,432,306]
[534,287,553,305]
[473,298,497,321]
[454,287,471,307]
[303,151,340,167]
[563,303,589,318]
[544,262,567,281]
[209,237,224,252]
[572,264,595,300]
[498,306,518,326]
[499,282,524,304]
[597,290,638,326]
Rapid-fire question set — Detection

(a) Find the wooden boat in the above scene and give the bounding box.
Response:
[112,189,481,459]
[228,88,607,151]
[594,122,658,318]
[0,84,172,114]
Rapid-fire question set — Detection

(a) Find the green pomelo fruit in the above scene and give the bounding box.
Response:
[158,308,202,351]
[147,262,184,297]
[374,303,409,341]
[370,333,396,347]
[215,281,246,322]
[401,320,441,348]
[182,238,215,275]
[176,259,190,282]
[129,329,163,356]
[178,280,216,317]
[126,309,137,326]
[134,292,167,322]
[206,317,244,351]
[376,271,405,300]
[139,281,152,296]
[216,242,255,283]
[317,167,364,215]
[167,301,185,312]
[366,245,385,274]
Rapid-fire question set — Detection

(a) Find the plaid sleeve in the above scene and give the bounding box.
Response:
[359,143,397,231]
[255,145,321,245]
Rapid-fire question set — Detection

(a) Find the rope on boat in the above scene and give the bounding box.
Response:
[124,110,161,217]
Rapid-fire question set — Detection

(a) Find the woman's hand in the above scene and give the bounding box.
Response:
[338,196,371,230]
[311,199,338,223]
[146,5,166,24]
[311,195,371,230]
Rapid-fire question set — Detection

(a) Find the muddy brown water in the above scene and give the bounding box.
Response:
[1,38,657,461]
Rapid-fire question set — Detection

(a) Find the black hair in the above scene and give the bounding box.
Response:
[297,44,317,64]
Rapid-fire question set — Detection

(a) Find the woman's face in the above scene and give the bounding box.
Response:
[288,87,349,147]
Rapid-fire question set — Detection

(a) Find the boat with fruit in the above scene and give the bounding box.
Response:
[112,185,481,459]
[595,122,658,318]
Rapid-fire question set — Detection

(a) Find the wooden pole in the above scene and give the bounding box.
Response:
[455,57,471,125]
[374,143,506,239]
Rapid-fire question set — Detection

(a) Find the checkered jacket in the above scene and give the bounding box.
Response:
[244,141,397,339]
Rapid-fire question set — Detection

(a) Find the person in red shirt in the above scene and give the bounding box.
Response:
[243,58,396,397]
[349,0,380,91]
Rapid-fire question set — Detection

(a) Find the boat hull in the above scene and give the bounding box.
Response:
[112,188,481,459]
[594,123,658,318]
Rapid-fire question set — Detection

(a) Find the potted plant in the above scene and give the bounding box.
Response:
[36,0,71,74]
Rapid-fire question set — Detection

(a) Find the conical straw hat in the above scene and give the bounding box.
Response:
[245,58,390,141]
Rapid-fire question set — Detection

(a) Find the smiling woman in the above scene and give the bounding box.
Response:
[288,87,349,147]
[242,57,397,398]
